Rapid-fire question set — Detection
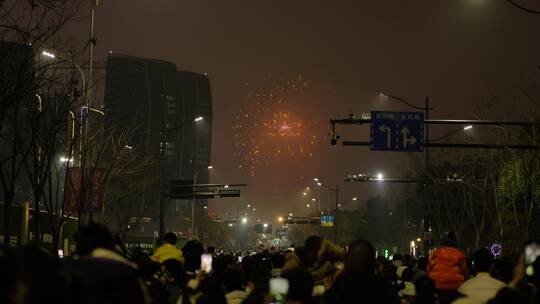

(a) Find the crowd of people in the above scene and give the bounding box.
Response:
[1,223,539,304]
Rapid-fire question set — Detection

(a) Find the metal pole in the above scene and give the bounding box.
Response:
[425,97,430,166]
[84,0,96,222]
[334,184,339,243]
[192,170,200,239]
[424,96,431,257]
[87,1,95,112]
[159,121,166,242]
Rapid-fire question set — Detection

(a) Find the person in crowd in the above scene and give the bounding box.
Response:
[487,250,540,304]
[400,267,417,302]
[414,256,428,282]
[162,259,186,304]
[282,267,315,304]
[1,245,69,303]
[323,239,399,304]
[414,276,438,304]
[153,232,185,264]
[62,222,149,303]
[284,246,306,271]
[491,256,516,284]
[207,246,216,255]
[271,252,286,277]
[195,276,227,304]
[375,255,389,275]
[392,253,404,268]
[382,263,402,290]
[404,254,416,268]
[454,248,505,304]
[428,232,467,304]
[183,240,205,276]
[242,269,271,304]
[285,236,344,285]
[222,267,248,304]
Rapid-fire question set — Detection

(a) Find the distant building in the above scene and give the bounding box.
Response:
[104,54,213,236]
[0,41,35,205]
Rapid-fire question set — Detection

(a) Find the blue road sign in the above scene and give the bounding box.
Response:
[370,111,424,152]
[321,215,334,227]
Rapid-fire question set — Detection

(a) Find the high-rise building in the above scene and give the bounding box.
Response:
[104,54,213,235]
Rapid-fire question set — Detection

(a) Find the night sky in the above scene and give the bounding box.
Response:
[86,0,540,225]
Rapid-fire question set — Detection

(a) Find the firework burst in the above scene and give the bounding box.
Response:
[233,75,318,177]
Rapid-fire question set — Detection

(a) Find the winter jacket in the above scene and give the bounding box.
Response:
[453,272,505,304]
[61,248,149,304]
[309,239,345,284]
[283,250,303,271]
[428,246,467,290]
[152,243,185,264]
[323,272,400,304]
[225,290,248,304]
[283,240,344,284]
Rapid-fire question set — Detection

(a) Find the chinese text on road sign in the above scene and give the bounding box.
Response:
[370,111,424,152]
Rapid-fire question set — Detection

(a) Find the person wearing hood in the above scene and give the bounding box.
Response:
[61,222,149,304]
[427,232,467,304]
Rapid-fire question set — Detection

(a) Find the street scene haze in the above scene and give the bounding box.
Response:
[1,1,540,304]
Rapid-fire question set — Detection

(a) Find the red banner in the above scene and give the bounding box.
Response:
[66,167,105,213]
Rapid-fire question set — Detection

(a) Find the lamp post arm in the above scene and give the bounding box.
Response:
[382,92,433,111]
[55,55,87,104]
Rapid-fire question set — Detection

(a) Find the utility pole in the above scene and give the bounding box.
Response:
[423,96,431,257]
[333,184,339,243]
[83,0,97,222]
[159,120,166,242]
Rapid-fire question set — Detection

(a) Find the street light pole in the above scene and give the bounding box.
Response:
[425,97,430,167]
[41,50,88,223]
[382,93,434,256]
[191,165,212,239]
[334,184,339,243]
[158,117,204,242]
[314,178,339,242]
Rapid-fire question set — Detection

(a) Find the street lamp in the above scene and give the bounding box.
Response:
[241,217,248,224]
[376,173,384,180]
[194,116,204,122]
[42,50,87,167]
[59,156,74,163]
[337,196,359,209]
[158,116,206,241]
[428,125,473,142]
[278,216,283,222]
[42,51,86,108]
[313,178,319,182]
[381,91,434,256]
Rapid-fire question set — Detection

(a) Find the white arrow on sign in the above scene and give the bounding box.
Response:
[401,126,417,148]
[379,124,392,148]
